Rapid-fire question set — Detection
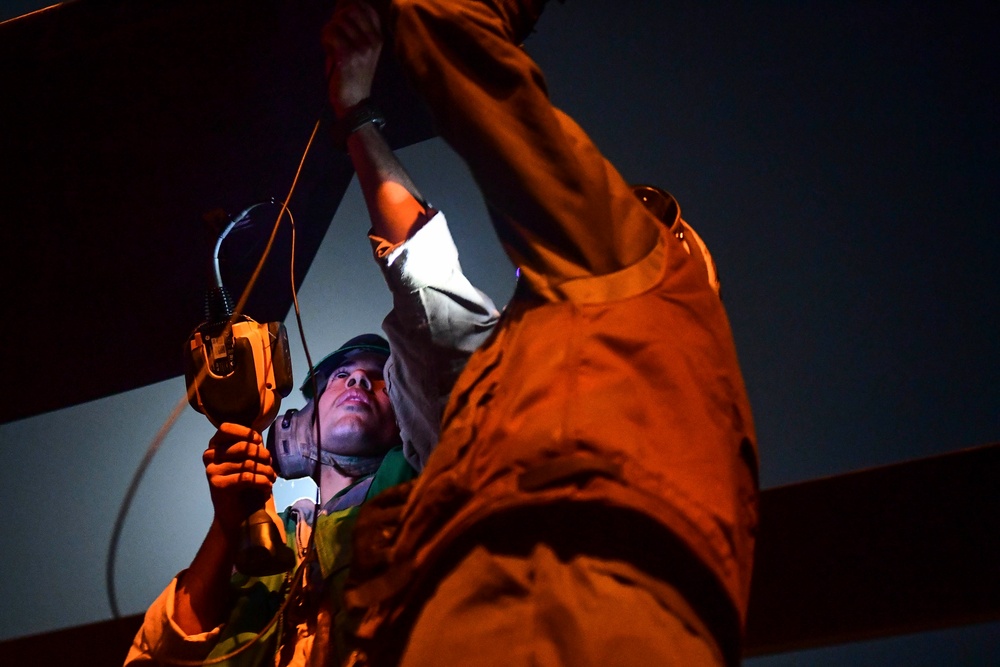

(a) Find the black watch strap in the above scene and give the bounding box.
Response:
[333,98,386,150]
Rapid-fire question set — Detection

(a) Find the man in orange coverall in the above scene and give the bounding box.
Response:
[340,1,760,666]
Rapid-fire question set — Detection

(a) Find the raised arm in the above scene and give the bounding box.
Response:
[322,2,500,470]
[323,0,431,244]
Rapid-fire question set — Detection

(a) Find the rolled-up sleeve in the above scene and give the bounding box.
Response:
[370,211,500,471]
[123,573,222,665]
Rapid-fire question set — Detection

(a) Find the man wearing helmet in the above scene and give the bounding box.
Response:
[124,4,500,663]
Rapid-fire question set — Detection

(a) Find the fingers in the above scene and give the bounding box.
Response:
[204,424,275,491]
[205,458,276,490]
[324,1,383,57]
[350,2,383,46]
[323,2,384,112]
[211,421,263,444]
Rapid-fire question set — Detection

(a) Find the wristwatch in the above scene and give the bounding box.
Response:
[333,98,386,149]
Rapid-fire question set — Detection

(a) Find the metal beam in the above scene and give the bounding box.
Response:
[744,442,1000,655]
[0,0,433,423]
[2,444,996,663]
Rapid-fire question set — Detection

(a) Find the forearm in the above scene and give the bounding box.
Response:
[172,519,236,635]
[124,522,233,665]
[346,121,431,245]
[324,1,428,244]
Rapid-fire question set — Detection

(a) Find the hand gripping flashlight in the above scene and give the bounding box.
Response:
[183,203,296,576]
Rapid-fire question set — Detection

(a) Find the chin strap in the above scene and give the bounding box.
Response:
[316,450,387,478]
[268,404,401,480]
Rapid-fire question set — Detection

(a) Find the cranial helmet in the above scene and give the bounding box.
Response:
[265,334,393,480]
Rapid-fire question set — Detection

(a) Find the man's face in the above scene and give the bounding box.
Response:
[314,350,398,457]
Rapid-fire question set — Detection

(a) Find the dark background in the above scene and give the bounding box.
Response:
[0,0,997,663]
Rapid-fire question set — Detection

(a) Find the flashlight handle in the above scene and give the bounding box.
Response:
[235,495,295,577]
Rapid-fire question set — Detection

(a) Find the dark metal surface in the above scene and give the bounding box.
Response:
[0,0,433,424]
[2,444,996,663]
[744,442,1000,656]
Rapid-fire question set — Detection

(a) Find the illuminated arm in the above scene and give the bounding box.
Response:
[324,0,431,244]
[323,2,499,470]
[125,426,276,665]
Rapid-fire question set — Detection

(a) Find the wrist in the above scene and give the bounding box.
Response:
[332,98,386,150]
[333,93,366,118]
[210,512,243,549]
